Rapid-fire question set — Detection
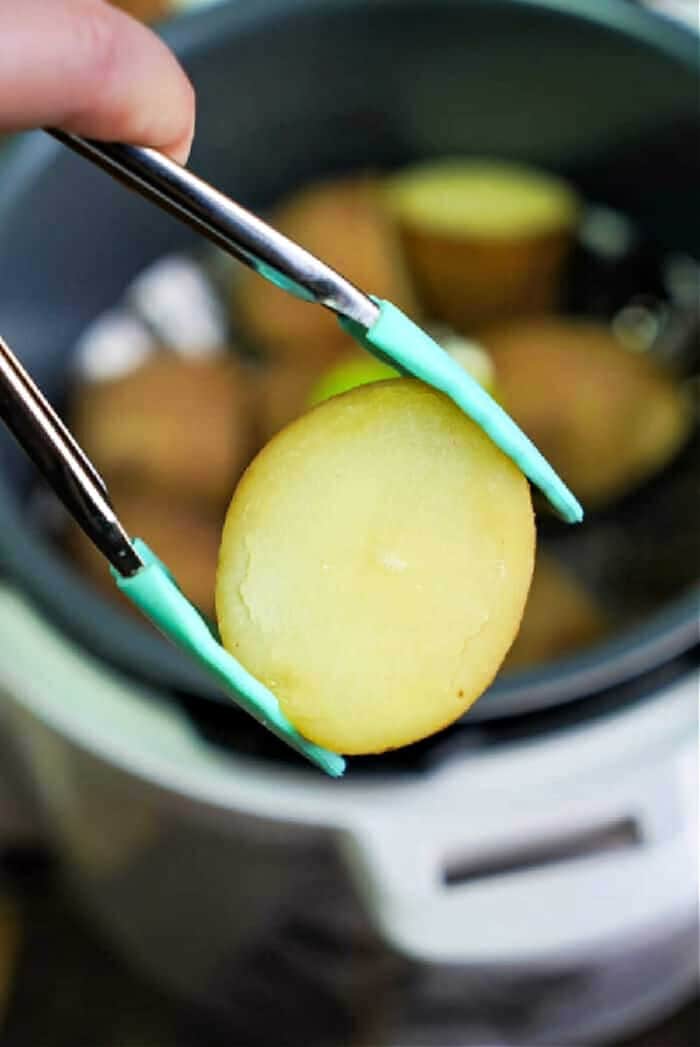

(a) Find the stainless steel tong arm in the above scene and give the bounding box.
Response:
[49,130,381,331]
[0,335,143,577]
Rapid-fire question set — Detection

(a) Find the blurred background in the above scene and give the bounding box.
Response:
[0,0,698,1044]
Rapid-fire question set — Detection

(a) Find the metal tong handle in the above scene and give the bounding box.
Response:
[0,335,143,577]
[49,130,380,331]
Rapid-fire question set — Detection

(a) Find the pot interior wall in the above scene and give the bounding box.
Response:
[0,0,697,741]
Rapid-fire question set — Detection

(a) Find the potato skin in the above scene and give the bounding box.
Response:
[70,353,256,509]
[385,160,579,332]
[481,318,693,507]
[217,379,535,755]
[253,363,322,443]
[398,225,572,332]
[233,176,418,365]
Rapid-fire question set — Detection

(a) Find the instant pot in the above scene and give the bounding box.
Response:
[0,2,698,1044]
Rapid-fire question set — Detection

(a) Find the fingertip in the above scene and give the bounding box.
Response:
[164,75,196,165]
[45,0,198,163]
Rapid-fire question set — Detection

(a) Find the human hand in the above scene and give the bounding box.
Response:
[0,0,195,163]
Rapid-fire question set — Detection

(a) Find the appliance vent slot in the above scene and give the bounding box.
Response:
[443,818,641,886]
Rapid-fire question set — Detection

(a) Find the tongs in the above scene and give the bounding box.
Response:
[0,131,583,777]
[50,130,381,332]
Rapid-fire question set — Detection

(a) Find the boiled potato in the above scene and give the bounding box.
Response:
[71,354,255,509]
[217,379,535,754]
[502,553,608,672]
[68,487,222,618]
[384,159,580,331]
[481,318,693,507]
[233,176,418,365]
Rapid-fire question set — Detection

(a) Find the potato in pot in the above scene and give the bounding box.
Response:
[70,353,256,510]
[480,317,693,508]
[232,176,419,366]
[384,159,580,332]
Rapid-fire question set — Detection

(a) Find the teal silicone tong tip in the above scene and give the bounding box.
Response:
[112,541,346,778]
[340,299,584,525]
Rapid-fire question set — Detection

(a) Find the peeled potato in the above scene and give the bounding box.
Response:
[217,379,535,754]
[481,318,693,507]
[503,553,608,672]
[384,159,580,331]
[233,176,418,365]
[71,354,255,509]
[68,488,221,618]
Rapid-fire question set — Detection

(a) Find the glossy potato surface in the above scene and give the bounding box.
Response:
[216,380,535,754]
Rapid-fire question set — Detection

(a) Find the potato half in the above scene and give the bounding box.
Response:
[233,176,418,365]
[217,379,535,754]
[481,318,693,507]
[385,159,580,331]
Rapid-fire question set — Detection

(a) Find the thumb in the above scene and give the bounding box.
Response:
[0,0,196,164]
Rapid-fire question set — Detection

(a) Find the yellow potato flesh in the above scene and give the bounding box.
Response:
[385,160,579,238]
[216,380,535,754]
